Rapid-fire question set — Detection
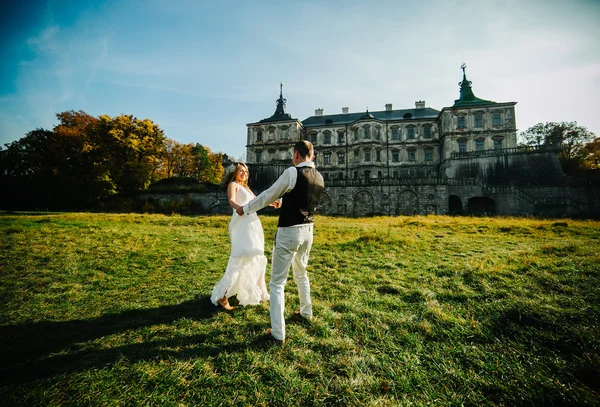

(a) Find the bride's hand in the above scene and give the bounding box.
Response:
[235,204,244,216]
[269,199,282,209]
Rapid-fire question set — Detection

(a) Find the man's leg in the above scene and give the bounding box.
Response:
[269,228,298,341]
[292,224,313,319]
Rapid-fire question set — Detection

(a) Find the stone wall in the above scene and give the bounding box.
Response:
[440,145,566,186]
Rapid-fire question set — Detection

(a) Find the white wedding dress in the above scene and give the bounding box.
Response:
[210,184,270,306]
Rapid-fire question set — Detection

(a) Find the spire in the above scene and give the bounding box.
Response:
[453,63,494,107]
[459,63,474,99]
[260,82,293,122]
[273,82,288,117]
[360,107,374,120]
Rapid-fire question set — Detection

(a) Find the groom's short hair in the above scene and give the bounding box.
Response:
[294,140,313,158]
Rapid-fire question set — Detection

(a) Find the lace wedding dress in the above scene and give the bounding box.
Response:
[210,184,269,306]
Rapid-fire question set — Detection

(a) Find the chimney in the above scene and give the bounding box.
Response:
[342,107,349,114]
[385,103,393,112]
[415,100,425,109]
[315,108,323,117]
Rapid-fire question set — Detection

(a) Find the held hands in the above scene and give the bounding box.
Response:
[269,199,282,209]
[235,204,244,216]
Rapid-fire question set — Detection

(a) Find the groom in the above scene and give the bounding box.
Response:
[237,140,324,343]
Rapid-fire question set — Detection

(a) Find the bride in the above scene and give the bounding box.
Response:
[210,162,279,310]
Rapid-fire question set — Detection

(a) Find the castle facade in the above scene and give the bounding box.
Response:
[243,67,594,217]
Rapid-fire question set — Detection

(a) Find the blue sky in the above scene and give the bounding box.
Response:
[1,0,599,160]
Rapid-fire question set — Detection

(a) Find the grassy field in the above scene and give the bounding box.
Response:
[1,212,599,406]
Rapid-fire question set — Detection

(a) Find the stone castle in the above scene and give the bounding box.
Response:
[242,66,598,217]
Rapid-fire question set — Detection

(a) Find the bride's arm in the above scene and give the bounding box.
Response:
[227,183,242,213]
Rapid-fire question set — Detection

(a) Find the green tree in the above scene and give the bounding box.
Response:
[0,128,60,209]
[519,121,596,175]
[191,143,224,184]
[95,115,166,195]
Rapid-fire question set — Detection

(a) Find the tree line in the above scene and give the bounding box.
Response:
[519,121,599,175]
[1,112,598,212]
[0,110,227,210]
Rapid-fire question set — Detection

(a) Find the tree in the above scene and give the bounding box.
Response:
[156,139,198,179]
[52,110,111,205]
[95,115,166,196]
[580,138,600,170]
[519,122,596,175]
[191,143,224,184]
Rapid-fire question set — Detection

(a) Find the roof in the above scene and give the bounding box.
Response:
[302,107,440,127]
[452,65,496,107]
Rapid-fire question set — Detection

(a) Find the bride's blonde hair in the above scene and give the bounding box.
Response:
[222,162,250,188]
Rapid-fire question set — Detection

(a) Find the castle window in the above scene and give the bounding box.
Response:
[364,170,371,179]
[323,172,329,181]
[256,150,262,163]
[338,132,344,144]
[375,128,381,140]
[376,149,381,162]
[476,139,485,151]
[257,131,263,142]
[324,152,331,165]
[457,116,466,129]
[424,148,432,162]
[268,128,275,140]
[408,150,415,162]
[363,126,371,139]
[338,172,344,179]
[378,170,383,178]
[393,170,399,178]
[423,126,432,138]
[391,127,399,140]
[324,131,331,144]
[364,148,371,162]
[310,132,317,144]
[338,152,345,164]
[392,150,399,162]
[458,140,466,153]
[407,127,415,139]
[280,126,289,140]
[354,171,358,179]
[493,113,501,126]
[353,129,359,140]
[494,138,503,150]
[354,150,359,162]
[475,114,483,128]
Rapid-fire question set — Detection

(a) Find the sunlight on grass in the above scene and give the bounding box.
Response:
[0,212,599,406]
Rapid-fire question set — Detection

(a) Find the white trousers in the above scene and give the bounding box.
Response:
[269,224,314,341]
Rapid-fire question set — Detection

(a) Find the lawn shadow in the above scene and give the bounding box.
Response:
[0,295,222,384]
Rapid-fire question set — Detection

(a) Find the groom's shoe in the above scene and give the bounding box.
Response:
[264,328,285,346]
[293,310,313,323]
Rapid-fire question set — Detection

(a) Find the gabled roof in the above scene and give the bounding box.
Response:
[302,107,440,127]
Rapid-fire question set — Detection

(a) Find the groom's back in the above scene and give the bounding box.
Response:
[278,167,324,227]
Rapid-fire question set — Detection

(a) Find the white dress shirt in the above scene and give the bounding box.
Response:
[243,161,315,217]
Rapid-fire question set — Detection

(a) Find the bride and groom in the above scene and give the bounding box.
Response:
[210,140,324,343]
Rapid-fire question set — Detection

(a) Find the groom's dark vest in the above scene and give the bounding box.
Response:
[278,166,324,227]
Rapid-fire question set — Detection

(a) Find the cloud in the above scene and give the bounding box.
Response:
[26,25,60,53]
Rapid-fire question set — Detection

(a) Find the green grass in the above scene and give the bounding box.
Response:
[1,212,599,406]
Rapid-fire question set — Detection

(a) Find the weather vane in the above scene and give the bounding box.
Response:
[461,63,467,74]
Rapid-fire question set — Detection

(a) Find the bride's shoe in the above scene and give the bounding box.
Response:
[217,296,233,311]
